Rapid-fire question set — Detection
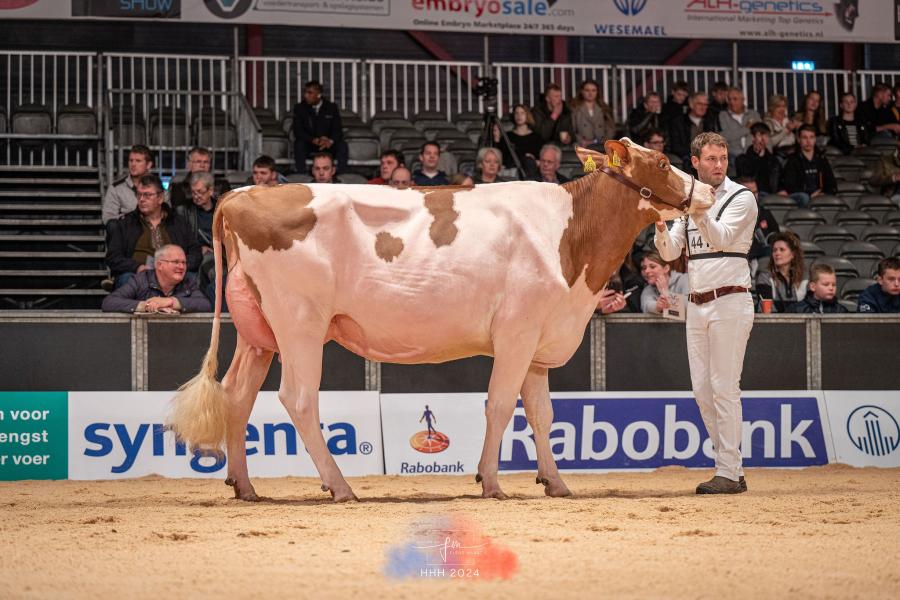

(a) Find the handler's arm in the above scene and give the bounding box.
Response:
[654,218,686,262]
[693,192,758,250]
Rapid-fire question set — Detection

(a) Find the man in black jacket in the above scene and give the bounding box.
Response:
[777,125,838,207]
[627,92,663,141]
[736,122,781,194]
[105,174,201,289]
[166,146,231,208]
[667,91,719,166]
[292,80,349,174]
[827,92,871,155]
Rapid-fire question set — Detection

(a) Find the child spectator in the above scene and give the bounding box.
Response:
[827,92,871,155]
[858,257,900,313]
[790,263,848,313]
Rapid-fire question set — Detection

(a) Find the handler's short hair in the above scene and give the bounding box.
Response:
[690,132,728,158]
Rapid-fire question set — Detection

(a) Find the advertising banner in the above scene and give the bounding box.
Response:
[498,392,833,472]
[0,391,68,481]
[380,393,487,475]
[0,1,896,43]
[823,391,900,468]
[67,391,383,480]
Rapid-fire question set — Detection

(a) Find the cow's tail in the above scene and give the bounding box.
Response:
[167,205,228,451]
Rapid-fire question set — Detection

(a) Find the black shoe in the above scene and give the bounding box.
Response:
[696,475,745,494]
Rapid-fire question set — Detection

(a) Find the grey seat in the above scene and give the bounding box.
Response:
[810,225,856,255]
[347,137,380,161]
[429,129,472,144]
[344,126,377,139]
[835,210,879,237]
[0,107,7,134]
[807,195,848,224]
[839,241,885,278]
[761,194,799,225]
[799,240,825,259]
[857,194,896,223]
[811,255,859,291]
[285,173,312,183]
[840,277,876,301]
[829,156,865,182]
[112,123,146,147]
[338,173,368,184]
[784,209,826,240]
[197,126,238,148]
[860,225,900,257]
[253,107,279,127]
[370,117,409,134]
[885,211,900,227]
[261,125,289,160]
[12,103,52,136]
[57,104,97,136]
[836,181,866,206]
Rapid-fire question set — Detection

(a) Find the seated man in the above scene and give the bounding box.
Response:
[247,155,288,186]
[412,141,449,186]
[175,171,218,295]
[858,257,900,313]
[777,125,838,207]
[667,92,719,166]
[827,92,871,155]
[533,144,569,184]
[531,83,573,145]
[311,152,340,183]
[102,144,153,225]
[166,146,231,208]
[292,79,349,174]
[735,122,781,195]
[627,92,662,141]
[790,263,848,313]
[105,174,201,289]
[102,244,211,314]
[389,165,412,188]
[368,149,404,184]
[719,87,760,166]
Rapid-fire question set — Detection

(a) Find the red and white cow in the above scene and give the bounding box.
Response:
[169,139,714,501]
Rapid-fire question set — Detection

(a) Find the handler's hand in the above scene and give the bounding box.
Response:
[655,220,667,232]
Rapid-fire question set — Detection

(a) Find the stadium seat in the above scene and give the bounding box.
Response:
[811,255,859,291]
[371,118,411,136]
[0,107,6,134]
[445,139,478,154]
[338,172,368,184]
[12,103,52,136]
[807,195,848,224]
[860,225,900,257]
[429,129,472,144]
[455,111,484,133]
[838,298,858,312]
[57,103,97,136]
[836,181,865,206]
[284,173,312,183]
[856,194,896,223]
[839,241,884,278]
[112,123,146,147]
[810,225,855,255]
[412,110,450,131]
[893,242,900,258]
[344,126,377,139]
[870,135,898,148]
[281,114,293,137]
[347,137,380,161]
[829,155,864,182]
[783,209,826,240]
[835,210,879,237]
[261,124,289,160]
[823,145,842,158]
[340,108,365,128]
[853,146,885,172]
[252,107,279,126]
[382,126,421,149]
[799,240,825,259]
[840,277,875,301]
[760,194,797,224]
[885,211,900,227]
[389,132,426,150]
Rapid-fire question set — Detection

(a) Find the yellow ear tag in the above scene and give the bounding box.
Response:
[611,151,621,167]
[583,155,597,174]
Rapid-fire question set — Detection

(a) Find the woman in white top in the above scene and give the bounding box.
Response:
[640,252,690,314]
[764,94,801,154]
[755,231,807,313]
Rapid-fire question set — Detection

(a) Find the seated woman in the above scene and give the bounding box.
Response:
[494,103,543,178]
[755,231,807,313]
[764,94,800,157]
[639,252,689,314]
[792,90,828,141]
[570,79,616,150]
[473,147,507,184]
[448,173,474,187]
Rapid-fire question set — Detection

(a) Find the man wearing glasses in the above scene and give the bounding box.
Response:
[105,174,201,289]
[667,92,720,168]
[102,244,211,314]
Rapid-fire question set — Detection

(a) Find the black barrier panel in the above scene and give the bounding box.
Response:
[821,322,900,390]
[147,322,366,391]
[605,320,807,391]
[0,323,131,390]
[380,328,591,393]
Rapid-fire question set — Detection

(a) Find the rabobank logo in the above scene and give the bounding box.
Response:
[613,0,647,16]
[204,0,252,19]
[846,405,900,457]
[410,405,450,453]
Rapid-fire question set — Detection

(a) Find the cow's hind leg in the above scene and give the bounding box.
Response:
[278,334,357,503]
[222,334,274,501]
[521,366,571,498]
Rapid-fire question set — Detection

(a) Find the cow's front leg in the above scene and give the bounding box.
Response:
[222,335,274,501]
[477,333,539,500]
[521,365,571,498]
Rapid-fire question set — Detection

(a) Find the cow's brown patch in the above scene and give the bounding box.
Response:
[423,190,459,247]
[243,270,263,307]
[374,231,404,263]
[219,184,317,253]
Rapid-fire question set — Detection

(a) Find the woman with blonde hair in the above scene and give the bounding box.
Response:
[639,252,690,314]
[764,94,800,154]
[570,79,616,149]
[473,146,506,184]
[755,231,807,313]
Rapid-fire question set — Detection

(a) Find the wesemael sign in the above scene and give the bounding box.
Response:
[498,392,834,472]
[823,391,900,468]
[67,391,383,480]
[0,0,896,43]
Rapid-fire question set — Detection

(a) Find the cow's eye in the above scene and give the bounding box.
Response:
[657,159,669,170]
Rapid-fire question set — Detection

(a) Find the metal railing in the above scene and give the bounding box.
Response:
[494,62,612,117]
[741,68,851,122]
[366,60,484,120]
[103,53,230,111]
[615,65,732,123]
[858,70,900,99]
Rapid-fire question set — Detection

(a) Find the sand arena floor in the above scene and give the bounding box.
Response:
[3,466,900,599]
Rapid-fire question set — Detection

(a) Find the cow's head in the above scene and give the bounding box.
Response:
[576,138,714,220]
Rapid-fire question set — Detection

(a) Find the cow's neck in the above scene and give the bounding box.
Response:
[559,171,652,294]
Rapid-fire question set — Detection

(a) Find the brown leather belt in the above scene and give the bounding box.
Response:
[688,286,749,305]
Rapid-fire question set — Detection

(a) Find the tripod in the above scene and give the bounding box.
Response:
[478,109,528,181]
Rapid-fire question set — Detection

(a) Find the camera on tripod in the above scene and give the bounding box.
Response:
[475,76,499,114]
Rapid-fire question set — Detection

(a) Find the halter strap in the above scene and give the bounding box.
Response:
[599,166,694,211]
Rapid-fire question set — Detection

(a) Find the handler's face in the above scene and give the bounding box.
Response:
[691,144,728,188]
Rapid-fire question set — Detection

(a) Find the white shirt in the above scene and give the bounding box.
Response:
[654,176,758,293]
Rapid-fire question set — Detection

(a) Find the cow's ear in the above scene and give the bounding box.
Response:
[575,146,607,173]
[604,140,630,168]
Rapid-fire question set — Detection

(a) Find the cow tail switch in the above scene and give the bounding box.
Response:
[165,207,228,452]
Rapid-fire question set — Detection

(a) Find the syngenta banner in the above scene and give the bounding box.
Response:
[67,391,383,480]
[499,392,833,472]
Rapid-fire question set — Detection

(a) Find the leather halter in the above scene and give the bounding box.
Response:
[599,166,694,212]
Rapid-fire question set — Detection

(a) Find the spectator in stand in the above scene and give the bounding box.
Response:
[533,144,568,184]
[102,144,154,224]
[175,171,218,296]
[248,155,287,186]
[311,152,340,184]
[473,147,506,184]
[531,83,573,146]
[412,141,449,186]
[778,125,838,207]
[102,244,210,314]
[790,263,848,314]
[827,92,871,155]
[494,103,543,178]
[642,128,666,152]
[570,79,616,150]
[736,177,780,275]
[388,165,412,188]
[627,91,663,141]
[166,146,230,208]
[764,94,800,157]
[890,84,900,127]
[869,143,900,203]
[708,81,730,122]
[292,80,349,174]
[105,174,200,289]
[857,83,900,140]
[449,173,475,186]
[368,149,404,184]
[858,257,900,313]
[595,273,629,315]
[639,252,690,315]
[735,122,781,195]
[755,231,806,313]
[660,81,690,127]
[668,92,718,166]
[792,91,828,140]
[719,87,760,167]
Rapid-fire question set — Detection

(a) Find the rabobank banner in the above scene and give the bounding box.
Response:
[1,1,897,43]
[824,391,900,468]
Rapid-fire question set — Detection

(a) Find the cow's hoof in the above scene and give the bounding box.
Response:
[475,473,483,483]
[331,489,359,503]
[536,476,549,486]
[226,478,260,501]
[543,481,572,498]
[481,489,509,500]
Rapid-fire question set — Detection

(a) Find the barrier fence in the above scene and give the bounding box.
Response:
[494,62,612,117]
[614,65,733,123]
[366,59,484,120]
[741,68,851,124]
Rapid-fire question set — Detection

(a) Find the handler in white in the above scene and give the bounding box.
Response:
[654,132,757,494]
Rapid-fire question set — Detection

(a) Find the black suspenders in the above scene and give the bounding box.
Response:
[686,186,750,261]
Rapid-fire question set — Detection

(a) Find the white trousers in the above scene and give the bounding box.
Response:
[686,292,754,481]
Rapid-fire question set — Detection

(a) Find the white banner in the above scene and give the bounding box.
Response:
[823,391,900,468]
[2,1,897,43]
[68,391,383,480]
